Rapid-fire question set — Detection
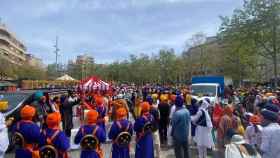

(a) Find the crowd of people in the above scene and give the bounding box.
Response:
[0,85,280,158]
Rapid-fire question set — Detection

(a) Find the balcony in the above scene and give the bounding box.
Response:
[0,31,26,53]
[0,45,26,61]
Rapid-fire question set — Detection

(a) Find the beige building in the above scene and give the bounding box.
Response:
[0,23,44,68]
[0,23,27,65]
[25,54,44,68]
[76,54,94,65]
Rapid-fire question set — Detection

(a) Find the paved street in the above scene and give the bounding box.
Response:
[4,115,219,158]
[4,144,215,158]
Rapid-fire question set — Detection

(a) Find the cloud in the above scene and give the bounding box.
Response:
[0,0,243,64]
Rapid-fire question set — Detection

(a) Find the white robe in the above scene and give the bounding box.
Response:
[225,144,261,158]
[191,101,214,148]
[0,112,9,158]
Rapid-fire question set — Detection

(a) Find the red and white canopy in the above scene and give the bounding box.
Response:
[79,76,110,92]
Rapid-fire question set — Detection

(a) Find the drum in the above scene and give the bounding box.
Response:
[39,145,58,158]
[80,135,99,150]
[143,122,153,133]
[115,132,131,147]
[12,132,25,147]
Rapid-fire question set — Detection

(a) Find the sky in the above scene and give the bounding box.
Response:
[0,0,243,64]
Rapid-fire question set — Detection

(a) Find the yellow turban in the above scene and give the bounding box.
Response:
[151,94,158,100]
[160,95,168,102]
[0,101,8,111]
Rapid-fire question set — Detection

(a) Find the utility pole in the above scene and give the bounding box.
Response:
[54,36,60,73]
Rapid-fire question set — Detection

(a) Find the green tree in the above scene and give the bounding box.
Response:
[219,0,280,87]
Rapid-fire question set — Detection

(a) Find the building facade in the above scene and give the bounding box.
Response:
[76,54,94,65]
[0,23,45,69]
[0,23,27,65]
[25,54,44,68]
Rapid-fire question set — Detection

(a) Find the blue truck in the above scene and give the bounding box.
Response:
[191,76,229,105]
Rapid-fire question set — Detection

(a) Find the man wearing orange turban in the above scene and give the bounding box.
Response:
[109,107,133,158]
[95,96,107,133]
[12,105,41,158]
[134,102,155,158]
[39,112,70,158]
[245,115,262,148]
[74,110,106,158]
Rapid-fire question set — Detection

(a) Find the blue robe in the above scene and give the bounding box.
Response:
[74,124,106,158]
[134,113,154,158]
[108,119,133,158]
[96,106,106,132]
[39,128,70,158]
[12,120,41,158]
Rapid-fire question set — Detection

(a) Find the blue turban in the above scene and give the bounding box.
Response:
[175,90,181,95]
[34,91,44,101]
[264,103,279,113]
[261,109,278,122]
[146,96,153,105]
[175,95,184,107]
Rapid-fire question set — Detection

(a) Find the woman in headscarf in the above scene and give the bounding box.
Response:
[191,99,214,158]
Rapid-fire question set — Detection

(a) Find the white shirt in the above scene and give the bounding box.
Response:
[0,112,9,154]
[169,104,176,120]
[261,123,280,158]
[245,125,262,147]
[225,143,261,158]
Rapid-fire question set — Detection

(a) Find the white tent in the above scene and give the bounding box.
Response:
[78,76,110,91]
[56,74,76,81]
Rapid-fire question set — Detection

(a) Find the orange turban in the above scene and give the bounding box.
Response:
[95,96,104,106]
[46,112,61,128]
[141,102,150,112]
[224,106,233,117]
[116,107,127,119]
[250,115,261,125]
[87,110,99,124]
[20,105,36,120]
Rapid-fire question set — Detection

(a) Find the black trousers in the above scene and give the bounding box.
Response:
[174,140,190,158]
[159,121,168,144]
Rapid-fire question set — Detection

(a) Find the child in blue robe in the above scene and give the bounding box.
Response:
[134,102,154,158]
[109,107,133,158]
[75,110,106,158]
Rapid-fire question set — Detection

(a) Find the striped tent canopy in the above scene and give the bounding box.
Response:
[78,76,110,92]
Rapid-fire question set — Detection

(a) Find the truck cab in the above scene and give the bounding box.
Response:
[191,83,221,105]
[191,76,226,106]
